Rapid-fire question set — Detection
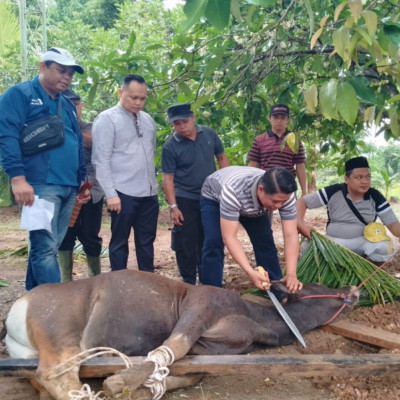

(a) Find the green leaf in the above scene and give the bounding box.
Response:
[364,106,375,124]
[178,81,193,98]
[348,77,377,105]
[355,28,372,46]
[177,93,188,103]
[337,81,359,126]
[332,26,350,60]
[193,95,210,109]
[302,0,315,38]
[304,84,318,114]
[387,94,400,104]
[362,10,377,38]
[230,0,243,23]
[204,54,223,77]
[390,108,399,138]
[319,79,338,120]
[348,0,362,22]
[0,280,10,287]
[204,0,231,30]
[126,31,136,55]
[87,81,99,107]
[145,44,164,51]
[245,0,275,6]
[0,2,20,63]
[383,21,400,46]
[182,0,208,31]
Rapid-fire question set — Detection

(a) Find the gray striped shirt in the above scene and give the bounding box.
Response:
[201,166,297,221]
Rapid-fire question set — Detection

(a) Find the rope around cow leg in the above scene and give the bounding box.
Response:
[42,347,132,400]
[143,346,175,400]
[68,383,107,400]
[46,347,133,380]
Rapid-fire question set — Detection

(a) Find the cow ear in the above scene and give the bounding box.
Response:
[270,281,289,294]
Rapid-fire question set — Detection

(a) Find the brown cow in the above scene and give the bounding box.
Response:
[3,270,359,400]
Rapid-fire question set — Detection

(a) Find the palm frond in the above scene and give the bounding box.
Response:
[297,232,400,306]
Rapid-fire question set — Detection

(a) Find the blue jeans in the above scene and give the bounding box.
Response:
[199,197,282,287]
[26,184,77,290]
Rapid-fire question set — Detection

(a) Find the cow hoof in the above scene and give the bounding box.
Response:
[103,374,127,396]
[103,362,154,397]
[128,387,152,400]
[103,383,151,400]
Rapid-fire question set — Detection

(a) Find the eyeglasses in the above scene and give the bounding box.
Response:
[134,115,143,138]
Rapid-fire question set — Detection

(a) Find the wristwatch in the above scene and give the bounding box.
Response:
[169,204,178,209]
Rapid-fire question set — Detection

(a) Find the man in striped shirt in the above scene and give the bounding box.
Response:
[200,166,303,293]
[248,104,307,197]
[297,156,400,263]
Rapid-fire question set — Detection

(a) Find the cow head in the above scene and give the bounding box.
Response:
[271,281,359,325]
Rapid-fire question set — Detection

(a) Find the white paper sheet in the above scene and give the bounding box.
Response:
[20,195,54,232]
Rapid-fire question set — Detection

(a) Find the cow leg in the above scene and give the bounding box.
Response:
[34,347,84,400]
[29,378,54,400]
[105,373,202,400]
[190,315,280,354]
[103,361,154,397]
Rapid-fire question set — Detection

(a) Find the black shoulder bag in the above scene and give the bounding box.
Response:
[20,96,65,156]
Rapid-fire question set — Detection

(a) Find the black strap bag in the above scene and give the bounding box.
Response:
[20,96,65,156]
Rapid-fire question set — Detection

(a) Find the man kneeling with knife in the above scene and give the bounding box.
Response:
[199,166,303,295]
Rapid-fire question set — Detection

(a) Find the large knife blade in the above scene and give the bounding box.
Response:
[257,267,306,348]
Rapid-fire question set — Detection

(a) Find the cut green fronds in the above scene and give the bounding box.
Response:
[298,232,400,306]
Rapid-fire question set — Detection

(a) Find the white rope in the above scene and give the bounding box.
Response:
[47,347,133,380]
[45,345,175,400]
[143,346,175,400]
[43,347,132,400]
[68,383,107,400]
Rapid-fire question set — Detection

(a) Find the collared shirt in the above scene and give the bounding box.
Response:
[92,104,158,199]
[201,166,296,221]
[248,130,305,175]
[304,183,398,238]
[161,124,225,200]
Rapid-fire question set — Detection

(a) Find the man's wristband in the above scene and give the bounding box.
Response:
[169,204,178,209]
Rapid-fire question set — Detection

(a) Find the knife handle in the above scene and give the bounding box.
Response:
[256,266,268,288]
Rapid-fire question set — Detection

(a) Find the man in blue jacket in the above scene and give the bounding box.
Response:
[0,47,88,290]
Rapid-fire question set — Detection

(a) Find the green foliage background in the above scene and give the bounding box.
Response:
[1,0,400,205]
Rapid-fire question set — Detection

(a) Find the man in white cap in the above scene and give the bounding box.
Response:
[0,47,89,290]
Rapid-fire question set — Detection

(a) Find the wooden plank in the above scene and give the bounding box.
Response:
[322,319,400,349]
[2,354,400,379]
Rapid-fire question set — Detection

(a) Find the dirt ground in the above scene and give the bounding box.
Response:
[1,206,400,400]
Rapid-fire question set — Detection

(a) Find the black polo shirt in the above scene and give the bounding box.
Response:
[161,124,225,200]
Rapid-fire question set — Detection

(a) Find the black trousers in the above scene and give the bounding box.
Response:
[59,198,104,256]
[171,197,203,284]
[109,192,159,272]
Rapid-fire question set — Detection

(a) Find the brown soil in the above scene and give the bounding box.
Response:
[1,206,400,400]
